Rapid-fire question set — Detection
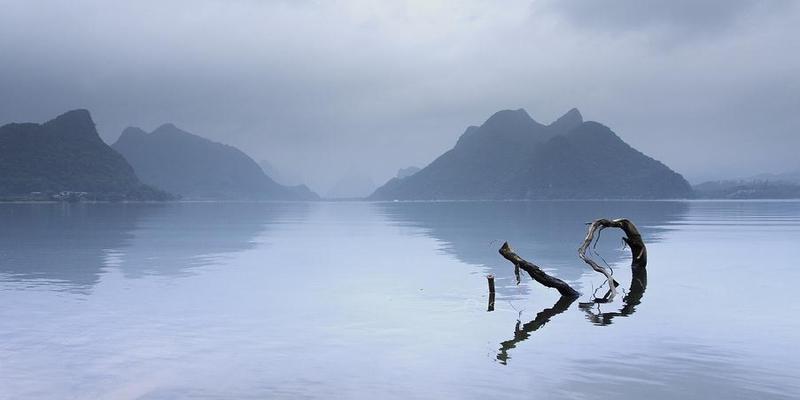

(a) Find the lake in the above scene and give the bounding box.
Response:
[0,200,798,399]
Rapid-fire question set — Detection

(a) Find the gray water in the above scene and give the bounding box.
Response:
[0,201,798,399]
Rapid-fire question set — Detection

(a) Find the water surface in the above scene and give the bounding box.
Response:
[0,201,798,399]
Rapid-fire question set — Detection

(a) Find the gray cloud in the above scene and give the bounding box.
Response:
[1,0,798,191]
[538,0,796,39]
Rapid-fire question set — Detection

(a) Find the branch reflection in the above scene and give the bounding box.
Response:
[496,268,648,364]
[496,295,576,365]
[579,268,648,326]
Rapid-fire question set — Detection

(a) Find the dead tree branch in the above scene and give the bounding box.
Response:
[578,218,648,301]
[498,242,580,298]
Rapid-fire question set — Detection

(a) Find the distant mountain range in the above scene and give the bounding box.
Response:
[113,124,318,200]
[4,108,796,202]
[325,173,377,199]
[370,108,693,200]
[693,179,800,199]
[747,170,800,184]
[258,160,306,187]
[691,168,800,199]
[0,110,169,200]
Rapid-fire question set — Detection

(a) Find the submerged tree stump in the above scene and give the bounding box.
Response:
[486,274,496,312]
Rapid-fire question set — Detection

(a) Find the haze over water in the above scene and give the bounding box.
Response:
[1,200,798,399]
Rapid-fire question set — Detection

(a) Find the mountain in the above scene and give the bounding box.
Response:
[694,180,800,199]
[396,166,420,179]
[370,108,693,200]
[258,159,306,187]
[747,170,800,184]
[112,124,318,200]
[0,109,170,200]
[326,173,376,199]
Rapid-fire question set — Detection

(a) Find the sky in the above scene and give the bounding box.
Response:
[1,0,798,192]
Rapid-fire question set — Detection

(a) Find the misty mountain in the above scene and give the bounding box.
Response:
[694,180,800,199]
[396,166,420,179]
[747,170,800,185]
[326,173,376,199]
[0,109,169,200]
[370,108,693,200]
[258,160,306,187]
[113,124,318,200]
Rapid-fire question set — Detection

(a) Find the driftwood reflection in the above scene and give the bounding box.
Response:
[495,270,649,364]
[494,218,651,363]
[580,269,647,326]
[496,295,577,365]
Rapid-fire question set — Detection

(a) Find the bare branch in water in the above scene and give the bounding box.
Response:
[498,242,580,298]
[578,218,647,302]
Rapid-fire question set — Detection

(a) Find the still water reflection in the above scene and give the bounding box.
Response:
[0,201,798,399]
[376,201,685,293]
[0,202,307,292]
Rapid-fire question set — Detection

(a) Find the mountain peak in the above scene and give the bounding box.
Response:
[0,109,168,199]
[153,123,181,133]
[370,108,692,200]
[53,108,92,122]
[482,108,541,130]
[453,108,546,148]
[44,109,96,136]
[112,124,319,200]
[115,127,148,147]
[548,108,583,132]
[151,123,208,143]
[122,126,147,137]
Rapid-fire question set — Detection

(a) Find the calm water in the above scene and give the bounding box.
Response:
[0,201,798,399]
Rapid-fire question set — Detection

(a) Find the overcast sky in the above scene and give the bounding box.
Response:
[1,0,798,191]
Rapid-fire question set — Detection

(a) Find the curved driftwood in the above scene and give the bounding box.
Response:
[498,242,580,298]
[492,218,649,363]
[578,218,647,301]
[496,218,646,302]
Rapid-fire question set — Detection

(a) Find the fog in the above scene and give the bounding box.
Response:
[1,0,798,192]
